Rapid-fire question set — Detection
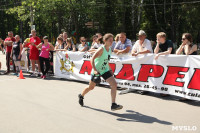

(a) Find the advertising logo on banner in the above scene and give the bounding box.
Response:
[54,51,200,101]
[59,53,75,74]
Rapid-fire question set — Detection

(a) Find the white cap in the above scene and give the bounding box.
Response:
[136,30,147,36]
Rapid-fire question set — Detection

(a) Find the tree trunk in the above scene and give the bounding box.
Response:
[131,0,135,39]
[171,0,175,42]
[137,0,143,28]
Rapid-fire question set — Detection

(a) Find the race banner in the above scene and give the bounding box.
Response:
[54,51,200,101]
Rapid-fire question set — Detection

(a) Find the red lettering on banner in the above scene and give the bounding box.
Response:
[163,66,189,87]
[115,64,135,80]
[109,63,116,73]
[138,64,164,82]
[79,60,92,75]
[188,68,200,90]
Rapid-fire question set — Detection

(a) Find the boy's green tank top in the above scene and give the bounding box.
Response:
[91,45,111,75]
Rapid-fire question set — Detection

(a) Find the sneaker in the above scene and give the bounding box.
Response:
[41,75,44,78]
[78,94,84,106]
[43,75,46,79]
[4,71,10,75]
[37,73,41,77]
[111,103,123,111]
[30,73,37,77]
[12,73,18,76]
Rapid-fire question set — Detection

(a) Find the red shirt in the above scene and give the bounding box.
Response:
[30,36,41,51]
[4,37,16,53]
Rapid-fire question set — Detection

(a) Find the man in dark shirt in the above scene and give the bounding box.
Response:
[154,32,174,97]
[154,32,174,60]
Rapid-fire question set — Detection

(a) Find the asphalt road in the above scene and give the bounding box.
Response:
[0,52,199,133]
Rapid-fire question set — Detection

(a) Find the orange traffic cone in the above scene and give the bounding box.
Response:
[18,70,25,79]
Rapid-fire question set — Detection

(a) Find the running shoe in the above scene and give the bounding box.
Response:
[13,73,18,76]
[78,94,84,106]
[4,71,10,75]
[111,103,123,111]
[43,75,46,79]
[37,73,41,77]
[30,73,37,77]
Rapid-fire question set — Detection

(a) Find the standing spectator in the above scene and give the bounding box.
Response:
[114,32,132,55]
[4,31,16,74]
[119,30,153,95]
[10,35,23,76]
[96,33,102,39]
[55,34,64,46]
[154,32,174,97]
[0,38,5,54]
[176,33,197,101]
[88,37,103,53]
[63,32,68,44]
[0,38,4,72]
[65,38,76,52]
[91,35,98,48]
[132,30,153,56]
[23,34,32,72]
[37,36,54,79]
[78,37,88,52]
[92,37,103,49]
[55,36,67,51]
[176,33,197,55]
[154,32,174,60]
[132,30,152,95]
[29,30,41,77]
[111,34,120,52]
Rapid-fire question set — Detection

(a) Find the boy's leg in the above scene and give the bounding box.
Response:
[79,81,96,106]
[106,76,117,103]
[82,81,96,96]
[106,76,123,111]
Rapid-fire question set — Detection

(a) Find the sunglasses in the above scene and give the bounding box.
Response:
[81,40,86,42]
[182,38,186,40]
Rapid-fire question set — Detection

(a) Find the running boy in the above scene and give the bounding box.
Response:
[78,33,123,111]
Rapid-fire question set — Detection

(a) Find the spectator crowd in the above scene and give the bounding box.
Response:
[0,30,198,101]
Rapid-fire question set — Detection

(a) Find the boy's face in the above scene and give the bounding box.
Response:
[157,36,165,44]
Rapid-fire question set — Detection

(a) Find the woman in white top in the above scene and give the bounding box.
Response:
[55,37,67,51]
[111,34,120,52]
[78,37,88,52]
[88,37,103,53]
[64,38,76,52]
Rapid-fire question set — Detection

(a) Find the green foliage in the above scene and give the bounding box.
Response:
[0,0,200,45]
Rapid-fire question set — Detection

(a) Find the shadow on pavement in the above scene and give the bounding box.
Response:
[84,106,172,125]
[129,90,200,107]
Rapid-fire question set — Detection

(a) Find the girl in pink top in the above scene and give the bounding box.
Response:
[37,36,54,79]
